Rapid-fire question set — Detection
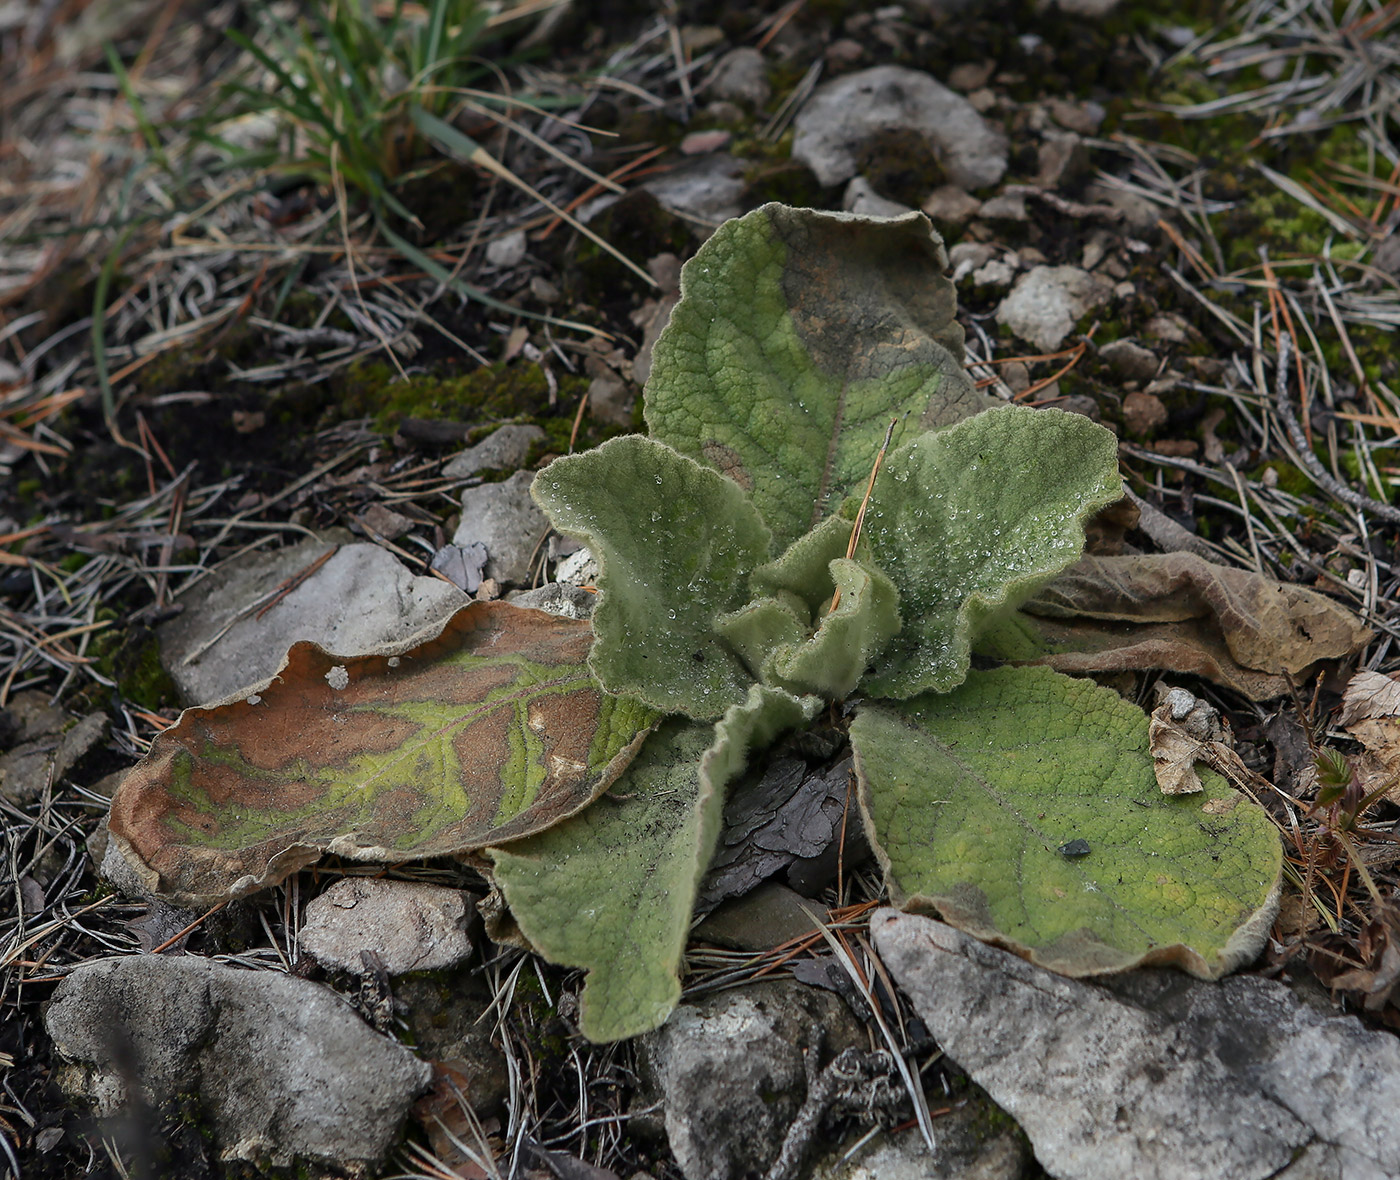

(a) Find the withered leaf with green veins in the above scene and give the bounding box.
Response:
[108,602,658,907]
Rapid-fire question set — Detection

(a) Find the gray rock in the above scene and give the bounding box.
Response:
[642,981,866,1180]
[484,228,527,269]
[0,709,107,804]
[1,690,65,743]
[99,837,158,900]
[873,910,1400,1180]
[921,184,981,225]
[507,581,595,620]
[949,241,997,282]
[441,423,545,479]
[1099,339,1159,382]
[158,536,467,706]
[300,877,474,976]
[1036,130,1088,188]
[1083,180,1159,232]
[642,153,746,228]
[996,265,1114,352]
[843,177,913,219]
[793,66,1008,192]
[708,47,770,106]
[692,882,819,952]
[971,257,1019,291]
[429,540,489,593]
[979,191,1029,222]
[454,470,550,586]
[45,955,431,1168]
[810,1103,1031,1180]
[1045,98,1106,136]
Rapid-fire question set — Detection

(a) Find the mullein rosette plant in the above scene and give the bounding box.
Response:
[492,204,1281,1040]
[108,204,1282,1045]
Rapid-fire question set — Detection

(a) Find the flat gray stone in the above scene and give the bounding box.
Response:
[300,877,474,976]
[158,536,467,706]
[453,470,550,586]
[708,47,770,106]
[46,955,431,1168]
[843,177,913,219]
[793,66,1008,192]
[1099,338,1159,382]
[811,1106,1030,1180]
[692,882,819,952]
[642,153,746,227]
[996,265,1114,352]
[484,228,527,269]
[0,709,107,804]
[873,910,1400,1180]
[508,581,595,620]
[441,423,544,479]
[922,184,982,225]
[642,981,866,1180]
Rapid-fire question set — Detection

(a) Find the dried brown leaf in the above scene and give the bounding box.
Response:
[1023,553,1370,700]
[1339,670,1400,804]
[108,603,658,906]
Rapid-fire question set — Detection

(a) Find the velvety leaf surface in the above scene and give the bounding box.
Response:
[644,203,994,549]
[721,513,900,699]
[717,558,899,701]
[852,665,1282,979]
[489,685,818,1043]
[531,435,771,719]
[1020,553,1373,700]
[860,407,1122,699]
[107,603,657,906]
[764,558,900,700]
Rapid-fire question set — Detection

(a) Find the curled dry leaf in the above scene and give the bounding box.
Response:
[1022,553,1371,700]
[108,602,657,907]
[1148,687,1225,796]
[1339,669,1400,804]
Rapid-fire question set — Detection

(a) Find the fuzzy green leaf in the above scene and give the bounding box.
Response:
[532,436,771,720]
[644,203,995,550]
[490,685,818,1042]
[860,406,1122,699]
[716,508,900,701]
[852,665,1282,980]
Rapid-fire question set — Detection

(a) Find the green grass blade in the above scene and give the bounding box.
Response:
[102,43,170,172]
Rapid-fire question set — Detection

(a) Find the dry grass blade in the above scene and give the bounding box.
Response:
[797,903,937,1154]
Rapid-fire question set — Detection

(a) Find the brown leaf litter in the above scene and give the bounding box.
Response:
[1023,552,1372,700]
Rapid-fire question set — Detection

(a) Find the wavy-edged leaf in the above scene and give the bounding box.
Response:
[852,665,1282,980]
[769,557,899,698]
[489,685,819,1042]
[644,203,994,550]
[531,435,771,720]
[860,406,1122,699]
[107,603,658,907]
[718,513,900,700]
[720,559,900,701]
